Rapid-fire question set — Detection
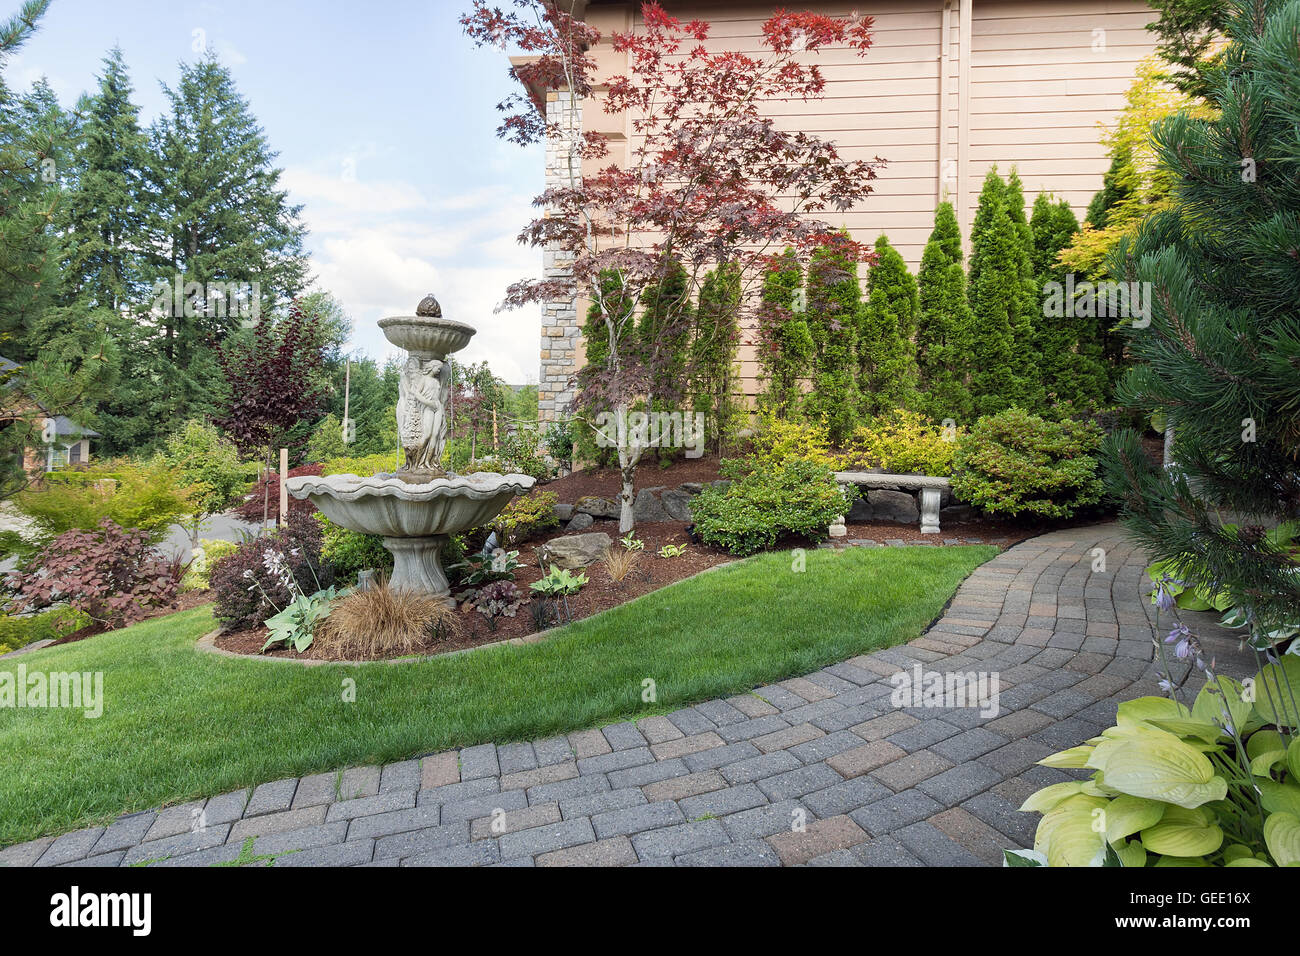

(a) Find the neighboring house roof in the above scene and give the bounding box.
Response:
[52,416,100,440]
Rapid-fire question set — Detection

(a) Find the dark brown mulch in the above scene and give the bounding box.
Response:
[536,455,728,502]
[51,589,214,645]
[214,521,733,662]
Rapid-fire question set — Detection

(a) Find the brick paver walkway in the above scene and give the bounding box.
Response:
[1,523,1233,868]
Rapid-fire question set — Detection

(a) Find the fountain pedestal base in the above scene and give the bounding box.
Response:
[383,534,451,598]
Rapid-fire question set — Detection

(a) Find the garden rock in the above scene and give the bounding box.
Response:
[553,503,574,522]
[661,489,694,522]
[634,488,672,523]
[678,482,704,495]
[940,504,974,522]
[575,495,619,519]
[847,496,873,522]
[868,489,919,523]
[539,532,612,569]
[565,513,594,532]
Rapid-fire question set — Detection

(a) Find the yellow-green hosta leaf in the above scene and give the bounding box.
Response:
[1019,781,1092,815]
[1104,795,1168,843]
[1113,839,1147,868]
[1140,806,1224,858]
[1250,750,1287,777]
[1147,717,1226,744]
[1225,857,1271,866]
[1258,780,1300,817]
[1251,657,1300,728]
[1099,736,1228,808]
[1264,812,1300,867]
[1039,745,1094,769]
[1117,696,1191,728]
[1154,855,1211,866]
[1289,737,1300,782]
[1193,677,1253,735]
[1222,844,1255,863]
[1035,794,1108,867]
[1247,729,1287,760]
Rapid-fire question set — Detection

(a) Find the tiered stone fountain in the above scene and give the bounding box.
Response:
[286,295,535,598]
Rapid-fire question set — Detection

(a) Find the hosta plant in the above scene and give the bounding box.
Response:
[261,586,339,654]
[1007,667,1300,867]
[448,548,520,588]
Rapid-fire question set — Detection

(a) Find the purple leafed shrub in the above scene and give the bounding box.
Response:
[8,519,184,630]
[209,511,334,632]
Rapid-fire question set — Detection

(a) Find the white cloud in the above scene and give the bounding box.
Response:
[287,163,543,386]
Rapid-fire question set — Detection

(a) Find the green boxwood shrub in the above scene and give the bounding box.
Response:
[316,514,392,585]
[951,407,1103,519]
[492,491,560,546]
[691,459,855,556]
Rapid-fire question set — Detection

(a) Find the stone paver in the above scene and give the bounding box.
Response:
[3,524,1246,868]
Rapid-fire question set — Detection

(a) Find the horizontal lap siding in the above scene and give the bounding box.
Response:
[965,0,1156,233]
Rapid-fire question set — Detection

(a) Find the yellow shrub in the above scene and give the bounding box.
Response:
[748,415,840,469]
[320,453,401,478]
[843,410,960,477]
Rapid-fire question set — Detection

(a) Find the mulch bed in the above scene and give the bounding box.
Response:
[214,521,732,662]
[536,455,729,501]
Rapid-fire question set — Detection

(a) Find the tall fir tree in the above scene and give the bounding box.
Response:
[96,55,311,454]
[857,234,919,417]
[1103,0,1300,632]
[755,247,811,416]
[690,263,742,457]
[915,202,974,424]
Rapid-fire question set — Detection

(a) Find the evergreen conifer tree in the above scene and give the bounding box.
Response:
[857,234,919,417]
[915,202,974,424]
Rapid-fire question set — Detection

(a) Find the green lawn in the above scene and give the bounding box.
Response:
[0,544,995,845]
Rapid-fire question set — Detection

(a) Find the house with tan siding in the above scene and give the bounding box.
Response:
[527,0,1159,421]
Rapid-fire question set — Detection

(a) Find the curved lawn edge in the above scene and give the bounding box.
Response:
[0,544,997,845]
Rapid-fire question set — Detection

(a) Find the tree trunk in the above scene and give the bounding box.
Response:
[1163,424,1175,470]
[615,402,639,533]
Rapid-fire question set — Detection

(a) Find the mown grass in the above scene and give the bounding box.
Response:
[0,544,995,844]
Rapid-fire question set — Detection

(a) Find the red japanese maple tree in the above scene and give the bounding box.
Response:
[463,1,884,530]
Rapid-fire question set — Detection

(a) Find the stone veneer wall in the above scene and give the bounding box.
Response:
[538,90,582,424]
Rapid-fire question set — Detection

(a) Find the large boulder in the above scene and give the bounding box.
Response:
[633,487,672,523]
[575,495,619,518]
[539,532,612,569]
[868,488,919,523]
[661,488,694,522]
[553,503,574,522]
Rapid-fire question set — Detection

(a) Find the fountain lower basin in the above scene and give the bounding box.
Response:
[286,471,535,597]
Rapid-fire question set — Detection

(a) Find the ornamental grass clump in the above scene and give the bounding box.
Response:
[314,582,461,659]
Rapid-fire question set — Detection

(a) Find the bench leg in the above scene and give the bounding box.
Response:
[829,515,847,538]
[919,488,941,534]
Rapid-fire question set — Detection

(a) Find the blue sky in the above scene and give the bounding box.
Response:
[10,0,545,382]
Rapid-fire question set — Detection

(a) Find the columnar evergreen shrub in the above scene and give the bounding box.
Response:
[857,235,920,417]
[637,256,694,466]
[756,248,812,416]
[802,236,862,444]
[952,408,1104,518]
[1030,194,1109,408]
[915,202,974,425]
[575,270,633,468]
[967,169,1036,415]
[690,264,744,457]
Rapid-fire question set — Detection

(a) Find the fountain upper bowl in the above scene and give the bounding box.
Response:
[377,314,476,358]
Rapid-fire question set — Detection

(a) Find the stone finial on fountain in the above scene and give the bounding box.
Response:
[416,294,442,318]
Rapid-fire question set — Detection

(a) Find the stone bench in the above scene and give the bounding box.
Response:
[829,471,951,537]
